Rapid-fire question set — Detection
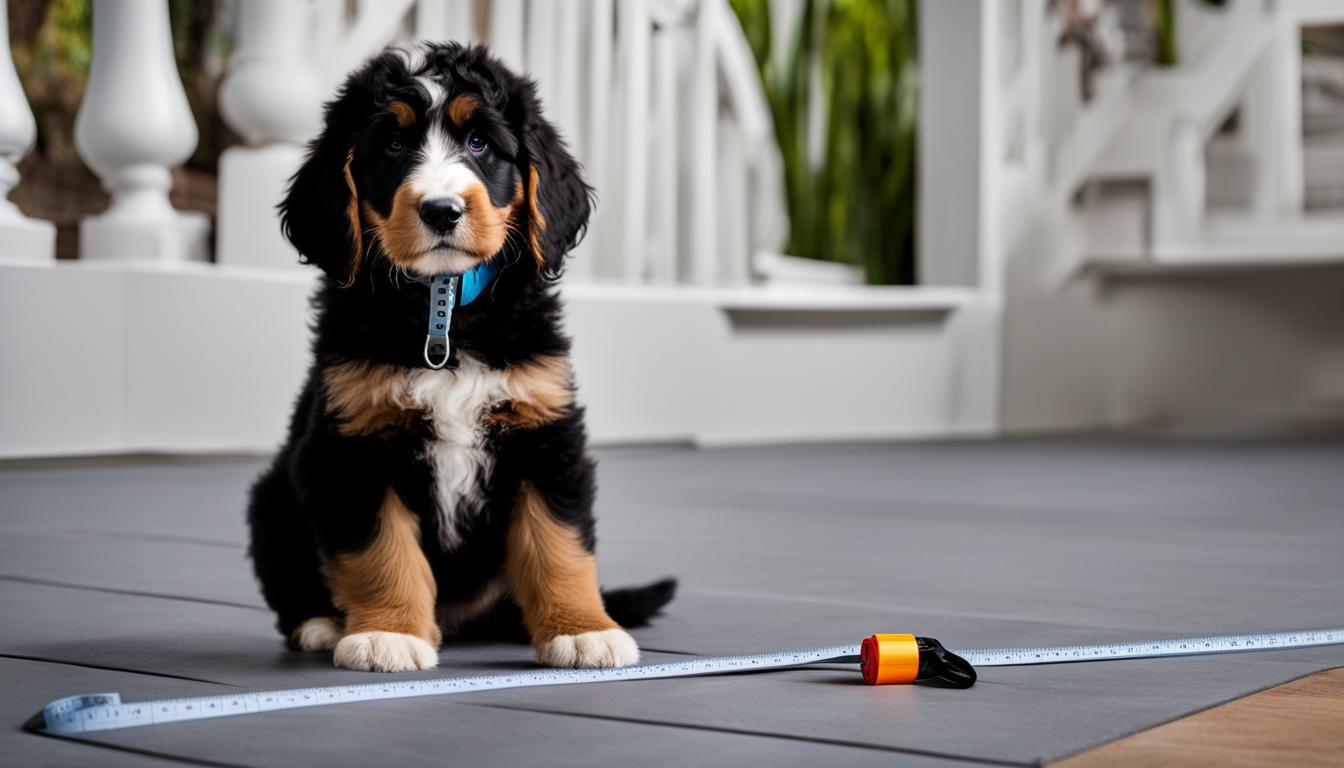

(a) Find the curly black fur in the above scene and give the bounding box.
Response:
[247,43,673,645]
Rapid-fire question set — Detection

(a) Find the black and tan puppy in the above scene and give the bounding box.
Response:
[246,43,674,673]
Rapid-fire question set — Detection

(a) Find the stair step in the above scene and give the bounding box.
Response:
[1081,213,1344,270]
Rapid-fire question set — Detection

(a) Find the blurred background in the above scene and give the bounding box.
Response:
[2,0,1343,456]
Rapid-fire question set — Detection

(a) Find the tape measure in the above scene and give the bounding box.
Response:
[37,626,1344,735]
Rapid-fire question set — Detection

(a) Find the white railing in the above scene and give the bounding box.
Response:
[7,0,1341,279]
[1,0,784,285]
[1,0,995,460]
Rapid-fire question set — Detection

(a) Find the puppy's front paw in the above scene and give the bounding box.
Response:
[293,617,343,652]
[333,631,439,672]
[536,628,640,669]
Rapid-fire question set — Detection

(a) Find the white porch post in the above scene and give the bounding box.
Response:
[918,0,989,287]
[1242,17,1304,218]
[217,0,322,269]
[0,0,55,261]
[74,0,207,262]
[1152,120,1205,249]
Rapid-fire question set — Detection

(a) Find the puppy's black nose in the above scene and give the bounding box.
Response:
[419,197,465,234]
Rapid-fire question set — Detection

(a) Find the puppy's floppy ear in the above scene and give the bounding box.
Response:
[515,80,593,278]
[279,59,385,284]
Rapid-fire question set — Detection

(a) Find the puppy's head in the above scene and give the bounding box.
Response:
[281,43,591,285]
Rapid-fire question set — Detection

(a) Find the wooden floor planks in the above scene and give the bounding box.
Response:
[1055,667,1344,767]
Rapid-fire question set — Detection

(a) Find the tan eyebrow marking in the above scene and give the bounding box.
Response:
[448,94,480,127]
[386,100,416,128]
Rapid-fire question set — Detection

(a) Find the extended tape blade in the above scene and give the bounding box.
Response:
[35,626,1344,734]
[40,645,860,735]
[956,627,1344,667]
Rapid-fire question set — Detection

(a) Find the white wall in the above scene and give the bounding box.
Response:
[0,261,314,457]
[0,261,997,457]
[567,285,997,445]
[1000,221,1344,434]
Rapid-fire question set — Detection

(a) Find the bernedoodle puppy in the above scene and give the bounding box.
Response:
[246,42,675,673]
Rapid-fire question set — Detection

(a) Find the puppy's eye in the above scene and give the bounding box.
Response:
[467,134,488,154]
[386,137,405,155]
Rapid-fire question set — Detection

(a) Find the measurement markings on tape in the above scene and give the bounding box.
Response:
[37,627,1344,735]
[959,627,1344,666]
[40,645,860,734]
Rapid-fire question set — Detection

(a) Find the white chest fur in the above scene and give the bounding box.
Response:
[401,355,512,550]
[323,353,572,550]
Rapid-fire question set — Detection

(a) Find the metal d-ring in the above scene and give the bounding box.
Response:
[424,334,450,369]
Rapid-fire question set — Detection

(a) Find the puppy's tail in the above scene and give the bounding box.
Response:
[456,578,678,642]
[601,577,678,628]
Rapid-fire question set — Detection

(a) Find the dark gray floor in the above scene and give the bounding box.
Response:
[2,438,1343,767]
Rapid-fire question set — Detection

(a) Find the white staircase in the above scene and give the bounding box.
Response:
[1065,0,1344,271]
[967,0,1344,433]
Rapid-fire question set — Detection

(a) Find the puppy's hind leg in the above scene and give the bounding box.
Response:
[292,616,345,652]
[247,460,341,650]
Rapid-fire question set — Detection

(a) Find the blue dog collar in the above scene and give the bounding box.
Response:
[423,260,500,369]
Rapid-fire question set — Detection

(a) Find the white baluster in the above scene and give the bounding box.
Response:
[716,113,749,284]
[490,0,526,71]
[309,0,347,61]
[74,0,207,262]
[217,0,323,269]
[0,0,55,261]
[685,0,717,284]
[1241,17,1304,218]
[551,1,582,141]
[220,2,322,148]
[617,0,651,281]
[647,8,679,283]
[568,0,613,280]
[417,0,477,44]
[711,0,782,283]
[1153,120,1206,249]
[526,0,558,103]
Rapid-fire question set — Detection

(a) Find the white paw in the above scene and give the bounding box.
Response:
[293,617,343,652]
[536,628,640,669]
[333,631,439,672]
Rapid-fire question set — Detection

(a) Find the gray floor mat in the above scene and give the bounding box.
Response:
[2,439,1342,765]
